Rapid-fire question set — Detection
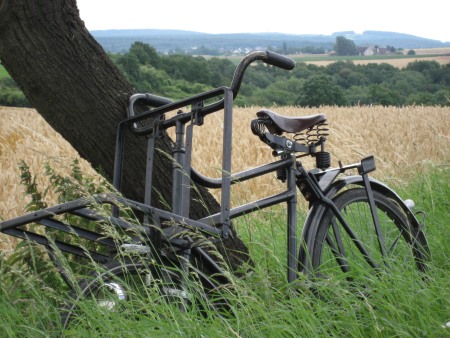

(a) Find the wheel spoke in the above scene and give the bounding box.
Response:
[338,205,379,270]
[387,230,403,255]
[325,220,351,273]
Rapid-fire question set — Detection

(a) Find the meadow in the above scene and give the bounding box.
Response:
[0,65,9,80]
[0,105,449,336]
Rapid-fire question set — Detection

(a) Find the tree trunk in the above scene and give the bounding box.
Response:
[0,0,250,271]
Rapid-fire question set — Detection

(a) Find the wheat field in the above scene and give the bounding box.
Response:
[1,105,449,252]
[303,47,450,67]
[189,105,449,201]
[305,55,450,68]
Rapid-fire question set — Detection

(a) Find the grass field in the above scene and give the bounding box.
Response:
[0,105,449,336]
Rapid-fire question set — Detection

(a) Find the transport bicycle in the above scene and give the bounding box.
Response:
[0,51,430,328]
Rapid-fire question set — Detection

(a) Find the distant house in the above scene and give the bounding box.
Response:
[357,46,375,56]
[357,46,392,56]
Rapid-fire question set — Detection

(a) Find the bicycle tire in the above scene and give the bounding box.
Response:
[60,256,223,330]
[306,187,429,281]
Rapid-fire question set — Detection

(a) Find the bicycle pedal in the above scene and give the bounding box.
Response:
[120,243,151,254]
[163,287,190,300]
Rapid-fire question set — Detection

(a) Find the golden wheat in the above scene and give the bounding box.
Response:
[407,47,450,55]
[0,107,99,252]
[305,55,450,68]
[1,105,449,252]
[187,105,449,202]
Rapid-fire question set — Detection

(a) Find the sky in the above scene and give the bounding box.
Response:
[76,0,450,43]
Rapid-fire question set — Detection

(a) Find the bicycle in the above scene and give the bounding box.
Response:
[0,51,430,328]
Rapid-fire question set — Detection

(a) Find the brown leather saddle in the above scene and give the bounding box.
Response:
[257,109,326,135]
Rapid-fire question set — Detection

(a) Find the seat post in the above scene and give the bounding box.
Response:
[287,155,298,283]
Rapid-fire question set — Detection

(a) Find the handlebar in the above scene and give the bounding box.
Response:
[127,50,295,119]
[127,93,173,119]
[229,51,295,98]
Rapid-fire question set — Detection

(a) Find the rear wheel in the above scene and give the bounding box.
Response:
[60,256,224,330]
[307,188,429,281]
[60,259,173,329]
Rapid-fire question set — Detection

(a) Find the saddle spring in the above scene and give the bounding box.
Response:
[293,121,329,146]
[251,118,270,136]
[293,122,331,170]
[251,118,276,146]
[252,118,331,175]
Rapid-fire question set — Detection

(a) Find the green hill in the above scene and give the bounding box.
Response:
[92,29,450,54]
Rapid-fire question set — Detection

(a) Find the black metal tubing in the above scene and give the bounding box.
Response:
[2,227,110,263]
[219,88,233,238]
[124,87,229,136]
[112,86,231,198]
[0,191,222,239]
[193,246,229,283]
[286,156,298,283]
[112,87,239,237]
[361,171,388,264]
[125,51,295,129]
[88,194,223,238]
[180,123,194,217]
[298,164,379,269]
[0,196,150,239]
[172,119,186,216]
[70,208,151,237]
[0,198,93,231]
[38,218,116,248]
[0,51,306,285]
[105,194,222,237]
[0,193,198,255]
[191,157,293,189]
[200,187,296,226]
[111,52,297,241]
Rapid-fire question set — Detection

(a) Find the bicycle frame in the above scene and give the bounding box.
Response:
[111,85,300,280]
[110,79,412,284]
[0,50,427,293]
[0,86,403,286]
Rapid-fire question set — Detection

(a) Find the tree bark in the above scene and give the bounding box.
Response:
[0,0,250,271]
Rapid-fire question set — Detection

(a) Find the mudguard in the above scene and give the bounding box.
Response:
[298,175,428,272]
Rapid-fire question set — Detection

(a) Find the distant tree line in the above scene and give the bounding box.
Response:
[110,42,450,107]
[1,41,449,108]
[0,77,30,106]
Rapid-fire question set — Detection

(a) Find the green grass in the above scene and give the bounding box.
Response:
[0,65,9,80]
[0,165,449,337]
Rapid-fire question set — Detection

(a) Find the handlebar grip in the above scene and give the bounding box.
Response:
[139,93,173,107]
[265,51,295,70]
